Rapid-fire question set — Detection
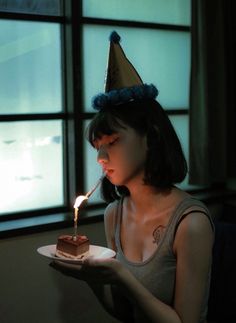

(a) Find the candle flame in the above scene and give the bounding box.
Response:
[74,195,88,209]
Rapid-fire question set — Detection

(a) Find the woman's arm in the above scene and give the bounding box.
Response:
[173,211,214,323]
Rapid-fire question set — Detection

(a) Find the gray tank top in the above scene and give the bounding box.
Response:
[113,197,214,322]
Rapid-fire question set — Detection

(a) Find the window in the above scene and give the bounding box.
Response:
[0,0,192,227]
[0,1,66,217]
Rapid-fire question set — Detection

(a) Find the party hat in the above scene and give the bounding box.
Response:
[105,31,143,92]
[92,31,158,110]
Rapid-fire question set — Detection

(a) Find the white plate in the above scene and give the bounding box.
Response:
[37,244,116,264]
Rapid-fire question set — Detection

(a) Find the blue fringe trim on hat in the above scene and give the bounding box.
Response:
[92,84,159,111]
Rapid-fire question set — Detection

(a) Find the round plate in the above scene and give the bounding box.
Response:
[37,244,116,264]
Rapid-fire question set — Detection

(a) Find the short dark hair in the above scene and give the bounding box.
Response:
[86,99,187,203]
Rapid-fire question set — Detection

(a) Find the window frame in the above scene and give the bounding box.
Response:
[0,2,72,221]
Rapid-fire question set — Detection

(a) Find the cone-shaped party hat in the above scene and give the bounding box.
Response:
[92,31,158,110]
[105,31,143,92]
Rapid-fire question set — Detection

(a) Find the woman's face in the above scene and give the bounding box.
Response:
[93,125,147,186]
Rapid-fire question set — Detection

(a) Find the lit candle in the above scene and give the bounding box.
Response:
[72,173,106,240]
[73,207,78,241]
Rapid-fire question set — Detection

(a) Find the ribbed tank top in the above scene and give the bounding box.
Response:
[113,197,214,322]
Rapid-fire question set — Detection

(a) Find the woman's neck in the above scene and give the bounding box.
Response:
[125,179,190,219]
[125,181,172,216]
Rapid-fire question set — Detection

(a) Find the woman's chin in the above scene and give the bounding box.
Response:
[106,175,123,186]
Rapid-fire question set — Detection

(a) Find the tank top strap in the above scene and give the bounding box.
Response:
[114,197,124,249]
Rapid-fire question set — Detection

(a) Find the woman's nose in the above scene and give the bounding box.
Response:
[97,146,109,164]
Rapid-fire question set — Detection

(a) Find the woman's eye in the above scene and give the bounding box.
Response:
[109,137,119,146]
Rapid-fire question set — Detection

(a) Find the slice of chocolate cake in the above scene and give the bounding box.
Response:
[56,234,90,259]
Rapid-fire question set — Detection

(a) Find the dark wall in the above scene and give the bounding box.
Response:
[0,222,119,323]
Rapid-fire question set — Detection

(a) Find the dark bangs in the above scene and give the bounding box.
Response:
[86,99,152,146]
[86,109,126,146]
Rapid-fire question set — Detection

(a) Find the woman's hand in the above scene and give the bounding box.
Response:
[50,257,126,284]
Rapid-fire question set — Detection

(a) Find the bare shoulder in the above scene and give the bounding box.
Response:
[174,209,214,252]
[178,209,214,237]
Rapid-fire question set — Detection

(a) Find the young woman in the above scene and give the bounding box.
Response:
[52,96,214,323]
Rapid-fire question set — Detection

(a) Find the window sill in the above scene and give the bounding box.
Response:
[0,207,105,239]
[1,188,236,239]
